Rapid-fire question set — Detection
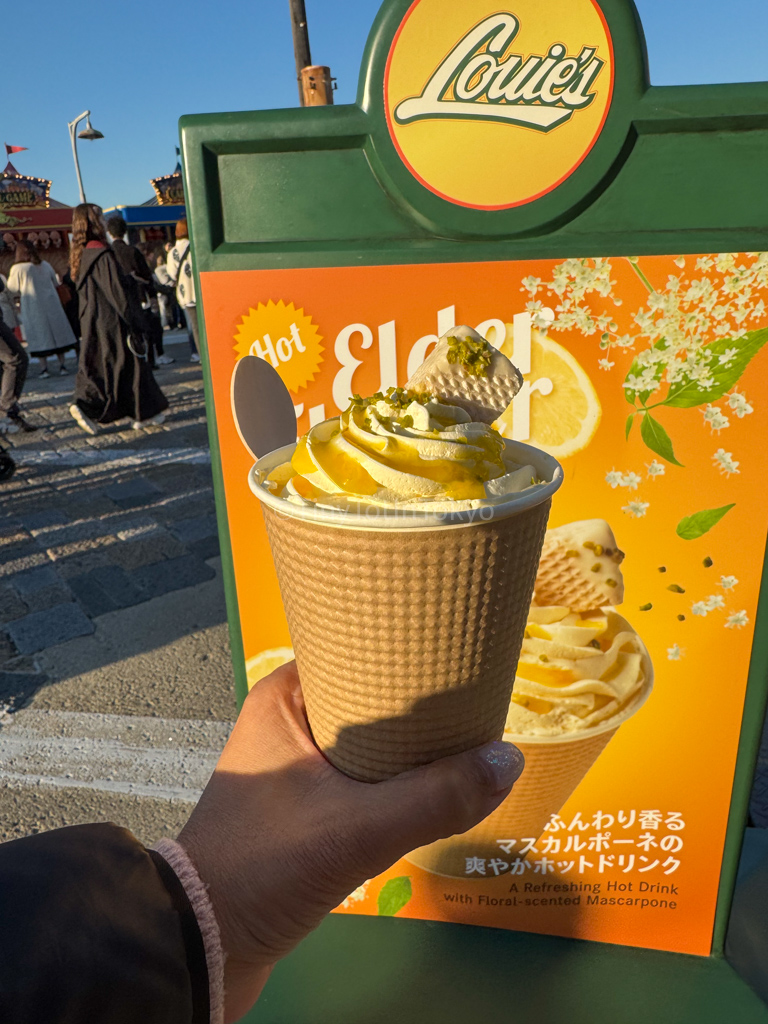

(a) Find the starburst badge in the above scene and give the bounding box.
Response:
[233,300,324,394]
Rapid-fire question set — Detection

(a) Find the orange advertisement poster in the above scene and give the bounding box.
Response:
[200,253,768,956]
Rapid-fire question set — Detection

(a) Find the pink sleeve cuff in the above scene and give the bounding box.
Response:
[152,838,225,1024]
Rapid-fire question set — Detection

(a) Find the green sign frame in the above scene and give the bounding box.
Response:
[180,0,768,1018]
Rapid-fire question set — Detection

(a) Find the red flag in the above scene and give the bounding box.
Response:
[5,145,27,155]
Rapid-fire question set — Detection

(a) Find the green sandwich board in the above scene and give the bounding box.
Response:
[180,0,768,1018]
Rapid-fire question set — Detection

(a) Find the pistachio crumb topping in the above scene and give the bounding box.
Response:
[639,603,653,611]
[565,549,580,558]
[539,654,549,663]
[349,387,434,412]
[589,639,602,649]
[594,544,604,556]
[667,584,685,593]
[582,541,596,550]
[703,556,714,568]
[446,335,492,377]
[591,563,601,573]
[606,578,617,588]
[677,614,686,621]
[658,566,667,573]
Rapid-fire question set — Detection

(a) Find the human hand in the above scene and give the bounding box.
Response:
[178,662,524,1023]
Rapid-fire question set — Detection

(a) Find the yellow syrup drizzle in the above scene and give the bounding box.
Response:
[515,663,577,688]
[291,399,508,502]
[311,436,379,496]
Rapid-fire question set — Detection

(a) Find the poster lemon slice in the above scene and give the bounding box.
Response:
[496,328,601,459]
[245,647,295,690]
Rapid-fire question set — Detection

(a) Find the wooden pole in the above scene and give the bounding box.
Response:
[288,0,312,106]
[301,65,334,106]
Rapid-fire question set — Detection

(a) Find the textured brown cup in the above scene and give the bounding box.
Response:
[261,500,552,782]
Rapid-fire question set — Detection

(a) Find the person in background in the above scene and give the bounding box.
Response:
[59,268,81,343]
[153,252,180,332]
[106,216,173,368]
[0,278,35,434]
[167,219,200,363]
[68,204,168,434]
[7,241,77,378]
[0,661,525,1023]
[0,271,20,339]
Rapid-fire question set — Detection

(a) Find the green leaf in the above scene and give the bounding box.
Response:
[664,328,768,409]
[676,504,735,540]
[639,413,683,466]
[625,414,634,440]
[377,876,412,916]
[623,339,668,407]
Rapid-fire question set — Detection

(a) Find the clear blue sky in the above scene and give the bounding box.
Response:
[5,0,767,209]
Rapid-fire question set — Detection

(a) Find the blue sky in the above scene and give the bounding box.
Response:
[5,0,767,209]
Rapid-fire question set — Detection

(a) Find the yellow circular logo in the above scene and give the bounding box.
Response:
[234,300,324,394]
[385,0,614,210]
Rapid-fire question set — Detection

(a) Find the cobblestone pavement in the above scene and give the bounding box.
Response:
[0,335,236,843]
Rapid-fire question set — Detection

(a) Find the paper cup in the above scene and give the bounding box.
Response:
[405,638,653,876]
[251,441,563,782]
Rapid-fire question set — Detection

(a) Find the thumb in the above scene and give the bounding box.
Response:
[348,741,525,873]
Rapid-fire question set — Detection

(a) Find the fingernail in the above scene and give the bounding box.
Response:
[477,741,525,793]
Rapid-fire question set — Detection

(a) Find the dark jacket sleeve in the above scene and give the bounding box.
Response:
[0,823,209,1024]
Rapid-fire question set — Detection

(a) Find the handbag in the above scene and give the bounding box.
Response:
[56,282,72,307]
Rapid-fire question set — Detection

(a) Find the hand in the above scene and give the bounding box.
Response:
[178,662,524,1023]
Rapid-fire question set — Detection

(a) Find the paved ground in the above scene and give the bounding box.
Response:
[0,332,236,844]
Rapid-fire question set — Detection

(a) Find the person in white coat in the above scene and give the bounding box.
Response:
[166,219,200,363]
[7,241,78,378]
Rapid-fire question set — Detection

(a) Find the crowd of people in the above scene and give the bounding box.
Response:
[0,206,201,479]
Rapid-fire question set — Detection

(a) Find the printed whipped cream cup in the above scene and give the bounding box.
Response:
[405,611,653,876]
[250,437,562,782]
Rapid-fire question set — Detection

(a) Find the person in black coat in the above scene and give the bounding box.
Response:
[68,204,169,434]
[106,215,172,368]
[0,661,524,1024]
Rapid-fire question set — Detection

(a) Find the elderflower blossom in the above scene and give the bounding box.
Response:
[622,500,649,518]
[712,449,740,475]
[624,369,661,395]
[718,347,739,366]
[719,575,739,590]
[702,405,730,433]
[606,470,642,490]
[667,644,685,661]
[521,276,542,296]
[692,602,709,617]
[705,594,726,611]
[646,460,665,479]
[605,470,625,489]
[530,253,768,407]
[728,391,754,418]
[598,358,615,371]
[725,610,749,629]
[341,881,370,908]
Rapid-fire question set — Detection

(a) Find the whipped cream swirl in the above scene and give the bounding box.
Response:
[261,390,545,511]
[505,605,650,736]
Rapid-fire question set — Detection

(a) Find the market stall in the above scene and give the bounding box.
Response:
[103,161,186,247]
[0,160,72,279]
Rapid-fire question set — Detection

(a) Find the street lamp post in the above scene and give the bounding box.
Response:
[67,110,104,204]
